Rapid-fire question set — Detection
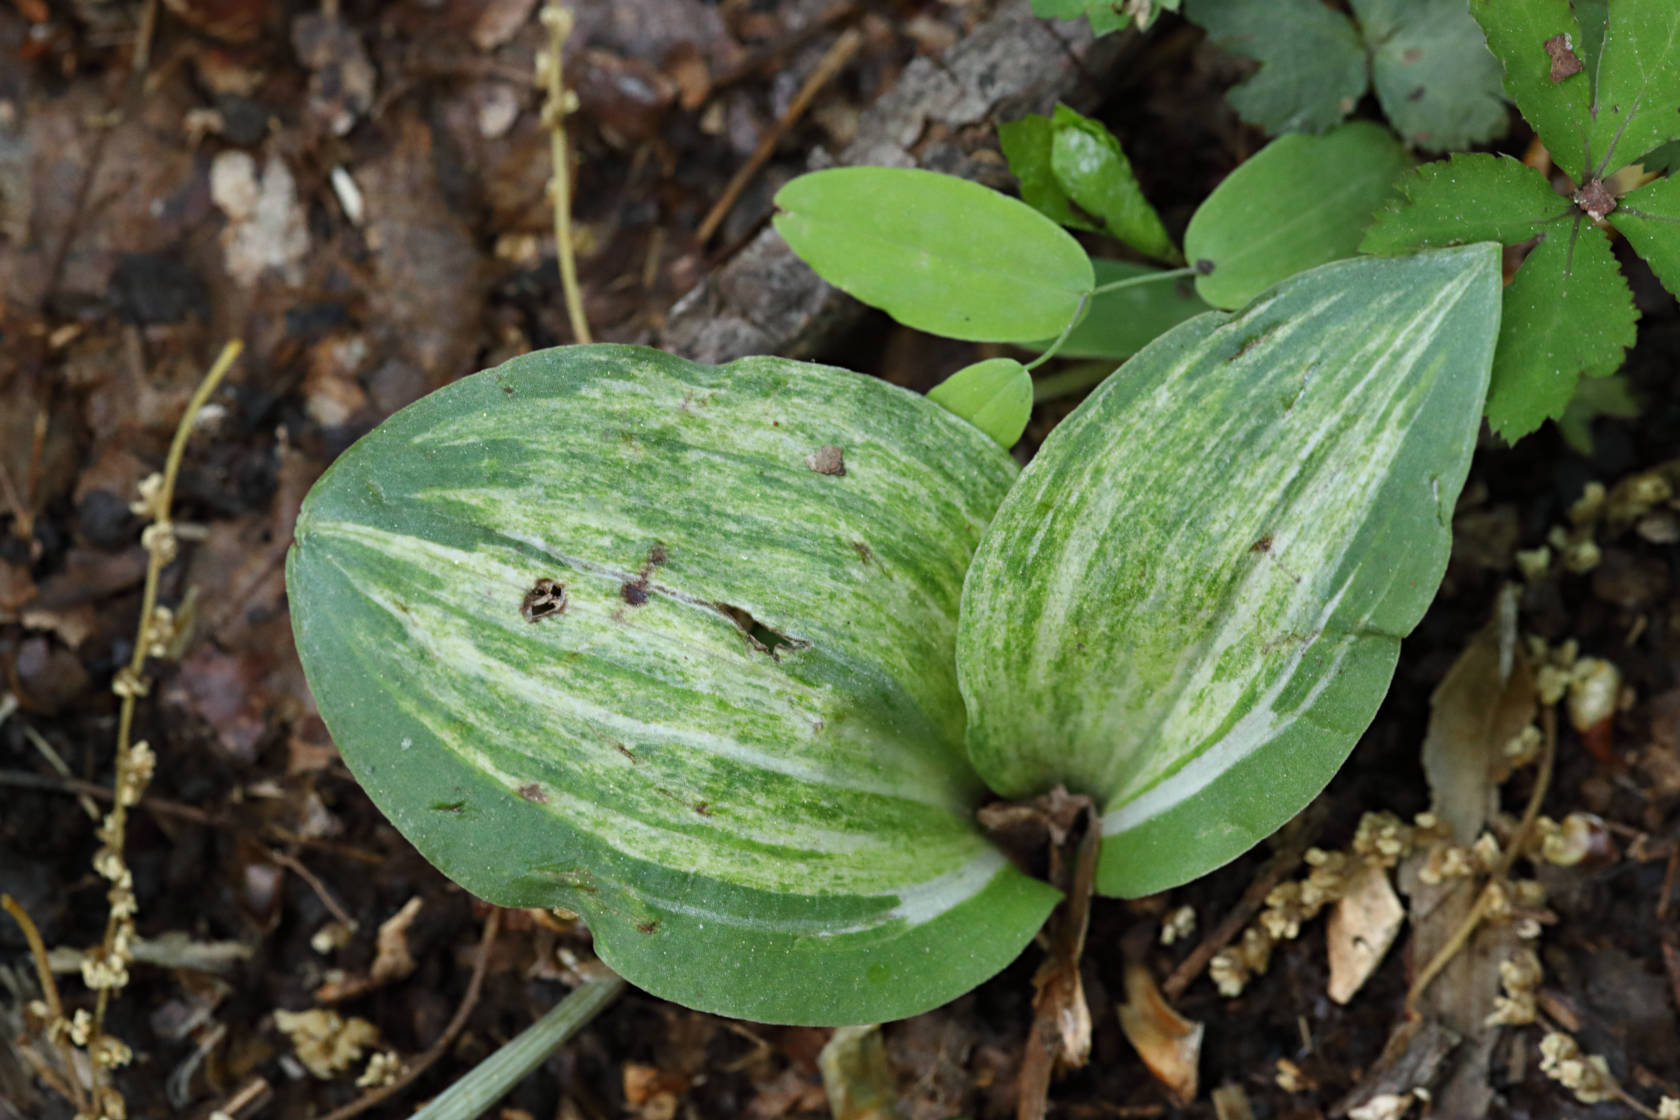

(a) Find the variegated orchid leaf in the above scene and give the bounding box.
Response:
[957,246,1502,898]
[287,345,1059,1025]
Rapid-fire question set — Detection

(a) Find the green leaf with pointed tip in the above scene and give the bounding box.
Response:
[1469,0,1592,179]
[1351,0,1509,152]
[1583,0,1680,177]
[957,246,1503,898]
[1485,223,1637,441]
[774,168,1094,343]
[928,358,1034,448]
[1049,105,1181,263]
[1031,0,1179,34]
[1360,153,1572,252]
[1021,260,1212,360]
[1610,171,1680,300]
[1185,122,1411,310]
[287,344,1059,1025]
[1182,0,1367,135]
[998,113,1098,234]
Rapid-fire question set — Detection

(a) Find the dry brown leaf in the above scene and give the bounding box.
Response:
[1116,960,1202,1105]
[1326,864,1405,1004]
[819,1025,905,1120]
[273,1008,379,1079]
[369,897,423,986]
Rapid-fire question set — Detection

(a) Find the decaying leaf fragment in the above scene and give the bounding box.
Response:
[1116,960,1202,1104]
[1326,863,1405,1004]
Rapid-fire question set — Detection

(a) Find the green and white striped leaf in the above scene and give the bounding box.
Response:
[287,345,1059,1025]
[957,246,1502,898]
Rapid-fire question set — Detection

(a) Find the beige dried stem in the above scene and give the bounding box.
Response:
[82,340,243,1113]
[539,3,592,344]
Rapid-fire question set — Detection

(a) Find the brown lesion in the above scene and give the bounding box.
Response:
[1543,33,1582,82]
[517,783,549,803]
[520,578,568,622]
[804,444,846,476]
[620,542,668,606]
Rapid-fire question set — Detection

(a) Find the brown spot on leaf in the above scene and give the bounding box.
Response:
[1573,179,1617,220]
[613,742,638,763]
[636,919,660,934]
[1545,33,1583,81]
[1403,47,1424,63]
[620,543,668,606]
[805,444,846,476]
[517,783,549,803]
[851,540,872,564]
[520,578,568,622]
[1251,535,1273,553]
[693,801,712,816]
[621,582,649,605]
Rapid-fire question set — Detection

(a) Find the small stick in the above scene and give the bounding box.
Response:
[1161,830,1316,1000]
[317,908,503,1120]
[540,4,592,344]
[695,27,863,244]
[2,894,91,1115]
[269,848,358,931]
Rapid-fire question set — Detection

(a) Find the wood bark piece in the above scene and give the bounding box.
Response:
[658,0,1127,364]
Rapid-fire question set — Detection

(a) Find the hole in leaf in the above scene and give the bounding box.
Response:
[714,603,811,659]
[520,578,568,622]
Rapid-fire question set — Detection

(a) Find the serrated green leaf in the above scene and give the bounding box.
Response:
[1610,172,1680,299]
[958,246,1503,898]
[1469,0,1592,179]
[1485,223,1637,440]
[1556,373,1640,455]
[774,168,1094,344]
[1361,153,1572,252]
[287,344,1058,1024]
[1022,260,1212,359]
[1183,0,1367,135]
[1583,0,1680,177]
[928,358,1034,448]
[1351,0,1508,152]
[1185,122,1411,309]
[1049,105,1181,263]
[998,114,1098,233]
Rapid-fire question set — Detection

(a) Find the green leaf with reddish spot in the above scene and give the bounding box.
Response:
[1351,0,1509,152]
[287,344,1059,1025]
[1469,0,1593,179]
[1485,223,1636,441]
[774,168,1094,343]
[1049,105,1181,263]
[1361,153,1572,252]
[928,358,1034,448]
[957,246,1503,897]
[1182,0,1368,135]
[1186,122,1411,309]
[1609,172,1680,299]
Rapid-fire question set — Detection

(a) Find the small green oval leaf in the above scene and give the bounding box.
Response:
[773,168,1095,343]
[1049,105,1182,264]
[927,358,1033,448]
[958,246,1503,898]
[1185,122,1411,310]
[287,344,1058,1024]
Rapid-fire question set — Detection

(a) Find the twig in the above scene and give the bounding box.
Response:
[1161,827,1318,1000]
[1407,705,1557,1013]
[2,895,90,1115]
[695,27,864,244]
[89,340,242,1094]
[317,908,504,1120]
[268,848,357,930]
[539,4,592,344]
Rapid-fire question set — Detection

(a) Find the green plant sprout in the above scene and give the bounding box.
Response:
[1030,0,1179,37]
[1362,0,1680,441]
[286,156,1504,1027]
